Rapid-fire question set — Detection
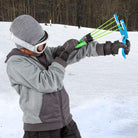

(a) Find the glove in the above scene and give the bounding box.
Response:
[54,46,65,58]
[59,39,79,61]
[80,33,93,43]
[104,40,130,55]
[124,40,130,55]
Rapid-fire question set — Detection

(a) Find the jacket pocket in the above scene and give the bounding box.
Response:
[39,92,62,123]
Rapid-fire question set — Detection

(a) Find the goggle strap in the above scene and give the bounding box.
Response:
[11,33,47,53]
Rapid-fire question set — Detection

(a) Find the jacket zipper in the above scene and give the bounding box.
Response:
[59,89,65,126]
[29,56,47,69]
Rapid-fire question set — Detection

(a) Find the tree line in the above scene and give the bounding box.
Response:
[0,0,137,31]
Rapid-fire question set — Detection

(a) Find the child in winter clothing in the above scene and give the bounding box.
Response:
[5,15,130,138]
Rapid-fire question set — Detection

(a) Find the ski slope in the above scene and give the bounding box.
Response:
[0,22,138,138]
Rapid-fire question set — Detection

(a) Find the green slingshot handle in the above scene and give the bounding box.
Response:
[75,41,87,49]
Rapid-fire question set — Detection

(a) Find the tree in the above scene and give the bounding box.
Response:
[0,0,137,31]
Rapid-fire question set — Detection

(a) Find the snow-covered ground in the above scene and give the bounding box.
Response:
[0,22,138,138]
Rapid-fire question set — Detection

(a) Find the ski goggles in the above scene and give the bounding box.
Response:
[11,31,48,54]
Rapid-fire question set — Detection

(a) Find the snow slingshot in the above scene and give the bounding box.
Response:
[75,14,128,59]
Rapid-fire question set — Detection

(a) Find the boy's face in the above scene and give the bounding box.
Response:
[37,44,46,52]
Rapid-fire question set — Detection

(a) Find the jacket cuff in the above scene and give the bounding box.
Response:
[54,57,67,67]
[96,43,105,56]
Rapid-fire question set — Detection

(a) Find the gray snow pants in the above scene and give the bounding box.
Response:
[23,120,81,138]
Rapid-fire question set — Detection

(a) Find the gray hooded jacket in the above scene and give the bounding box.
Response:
[6,39,100,131]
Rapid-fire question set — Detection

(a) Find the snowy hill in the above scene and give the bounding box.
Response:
[0,22,138,138]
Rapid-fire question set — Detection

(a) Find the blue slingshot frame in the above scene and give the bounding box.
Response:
[114,14,128,59]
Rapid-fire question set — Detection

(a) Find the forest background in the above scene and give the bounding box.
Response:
[0,0,137,31]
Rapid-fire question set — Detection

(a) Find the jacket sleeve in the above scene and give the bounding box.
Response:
[49,39,99,65]
[7,56,66,93]
[67,40,98,64]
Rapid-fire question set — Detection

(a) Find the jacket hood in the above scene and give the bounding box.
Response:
[5,48,30,63]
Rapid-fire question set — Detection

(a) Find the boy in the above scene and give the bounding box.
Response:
[6,15,130,138]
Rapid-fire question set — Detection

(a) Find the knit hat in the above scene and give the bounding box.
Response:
[10,15,48,53]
